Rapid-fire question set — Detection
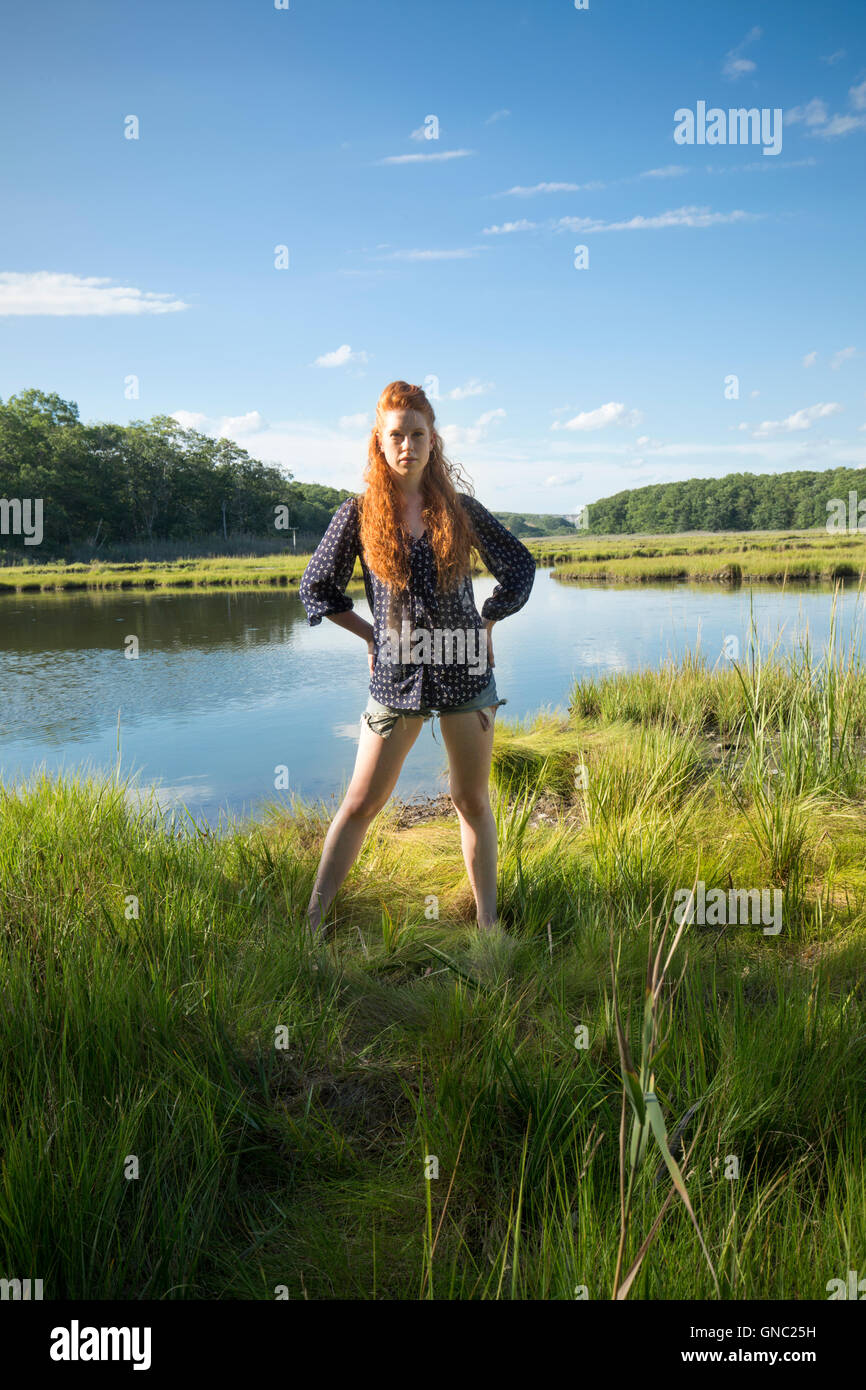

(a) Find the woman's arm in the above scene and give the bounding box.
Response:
[298,496,363,627]
[459,493,536,621]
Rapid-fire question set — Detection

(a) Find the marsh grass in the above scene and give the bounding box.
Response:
[1,614,865,1298]
[4,525,866,594]
[529,529,866,586]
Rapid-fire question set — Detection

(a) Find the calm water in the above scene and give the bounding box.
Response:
[1,572,864,827]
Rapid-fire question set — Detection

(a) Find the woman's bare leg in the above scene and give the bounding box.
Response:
[438,705,499,929]
[306,714,424,935]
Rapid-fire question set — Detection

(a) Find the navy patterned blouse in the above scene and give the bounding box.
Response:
[298,492,535,710]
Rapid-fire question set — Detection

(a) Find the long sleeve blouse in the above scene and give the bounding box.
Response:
[298,491,535,709]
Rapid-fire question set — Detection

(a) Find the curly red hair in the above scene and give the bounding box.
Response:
[357,381,480,602]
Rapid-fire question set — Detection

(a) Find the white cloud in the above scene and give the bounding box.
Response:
[785,86,866,138]
[167,416,376,487]
[752,402,843,436]
[553,205,757,233]
[446,379,494,399]
[553,402,643,432]
[830,346,856,369]
[723,26,762,81]
[377,149,475,164]
[378,247,482,260]
[820,113,866,136]
[170,409,266,438]
[485,109,511,124]
[496,181,596,196]
[483,206,757,236]
[543,471,584,487]
[312,344,368,368]
[803,351,818,367]
[0,270,188,316]
[218,411,265,436]
[786,98,830,127]
[338,412,369,430]
[821,50,846,66]
[640,165,689,178]
[482,219,540,235]
[440,408,506,447]
[705,157,818,174]
[171,410,208,431]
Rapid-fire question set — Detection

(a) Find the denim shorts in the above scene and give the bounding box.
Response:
[361,672,507,741]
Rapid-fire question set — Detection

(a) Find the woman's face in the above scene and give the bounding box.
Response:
[377,408,432,487]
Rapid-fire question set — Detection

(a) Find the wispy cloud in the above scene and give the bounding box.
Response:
[552,205,758,233]
[482,219,541,235]
[312,344,368,368]
[484,205,758,235]
[640,165,689,179]
[446,379,495,399]
[786,98,830,127]
[786,84,866,137]
[553,402,643,432]
[543,471,585,488]
[377,247,483,260]
[722,25,762,81]
[495,180,605,196]
[0,270,188,316]
[495,168,691,198]
[376,149,475,164]
[830,346,856,369]
[485,109,511,124]
[705,157,817,173]
[820,50,846,65]
[440,408,506,447]
[803,351,818,368]
[752,402,843,436]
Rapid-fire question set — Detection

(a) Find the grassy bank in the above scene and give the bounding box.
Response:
[1,624,865,1299]
[0,553,312,593]
[0,552,493,595]
[526,528,866,585]
[3,527,865,594]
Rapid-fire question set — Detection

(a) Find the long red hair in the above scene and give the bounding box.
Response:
[357,381,479,600]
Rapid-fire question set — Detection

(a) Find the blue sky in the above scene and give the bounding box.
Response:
[2,0,865,517]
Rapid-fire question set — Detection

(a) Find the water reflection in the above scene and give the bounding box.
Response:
[1,575,863,826]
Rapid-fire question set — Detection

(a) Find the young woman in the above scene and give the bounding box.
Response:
[298,380,535,938]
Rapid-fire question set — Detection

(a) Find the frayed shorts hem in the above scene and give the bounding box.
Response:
[361,681,507,741]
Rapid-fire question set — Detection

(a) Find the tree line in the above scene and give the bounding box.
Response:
[584,468,866,534]
[0,389,352,556]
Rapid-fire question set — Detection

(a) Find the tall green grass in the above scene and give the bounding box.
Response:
[1,613,865,1298]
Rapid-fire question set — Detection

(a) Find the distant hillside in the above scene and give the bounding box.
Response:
[489,511,577,538]
[584,467,866,535]
[313,495,576,540]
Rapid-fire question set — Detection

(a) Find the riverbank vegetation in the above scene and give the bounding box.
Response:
[1,619,863,1298]
[530,529,866,586]
[2,526,865,593]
